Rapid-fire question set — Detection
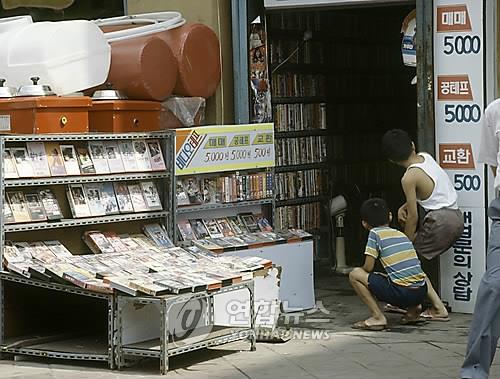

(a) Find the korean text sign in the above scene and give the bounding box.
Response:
[175,124,275,176]
[434,0,486,313]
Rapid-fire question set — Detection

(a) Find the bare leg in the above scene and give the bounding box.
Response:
[349,268,387,326]
[424,277,449,318]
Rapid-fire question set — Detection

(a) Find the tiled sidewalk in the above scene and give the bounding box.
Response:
[0,275,492,379]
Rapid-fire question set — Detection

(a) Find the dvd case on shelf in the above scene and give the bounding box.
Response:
[84,184,106,216]
[76,146,96,175]
[25,192,47,222]
[114,182,134,213]
[7,191,31,223]
[45,142,67,176]
[67,184,92,218]
[88,141,110,174]
[104,141,125,173]
[127,183,149,212]
[11,147,34,178]
[60,144,81,176]
[132,139,152,171]
[26,142,51,177]
[140,181,163,211]
[147,139,167,171]
[38,189,63,220]
[3,148,18,179]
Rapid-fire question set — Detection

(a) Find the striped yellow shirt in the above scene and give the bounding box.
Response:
[365,227,426,288]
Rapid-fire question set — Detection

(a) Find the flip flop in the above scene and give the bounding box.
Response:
[383,304,407,315]
[351,320,386,331]
[400,316,427,326]
[419,309,450,322]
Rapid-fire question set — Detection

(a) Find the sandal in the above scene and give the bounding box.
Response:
[400,316,427,326]
[383,304,407,315]
[351,320,386,331]
[419,309,450,322]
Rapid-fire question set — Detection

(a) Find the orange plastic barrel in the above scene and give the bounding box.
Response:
[104,35,178,101]
[157,23,221,98]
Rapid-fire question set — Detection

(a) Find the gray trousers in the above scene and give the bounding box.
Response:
[461,198,500,379]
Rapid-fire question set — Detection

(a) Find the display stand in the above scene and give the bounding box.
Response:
[0,271,115,367]
[0,132,175,367]
[115,281,256,375]
[173,124,316,315]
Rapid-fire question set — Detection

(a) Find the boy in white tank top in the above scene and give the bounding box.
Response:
[382,129,464,321]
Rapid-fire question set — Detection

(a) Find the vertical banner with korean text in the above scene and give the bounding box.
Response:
[434,0,486,313]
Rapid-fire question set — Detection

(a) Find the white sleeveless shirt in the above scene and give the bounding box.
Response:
[406,152,458,210]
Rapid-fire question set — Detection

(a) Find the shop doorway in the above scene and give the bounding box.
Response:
[266,3,423,271]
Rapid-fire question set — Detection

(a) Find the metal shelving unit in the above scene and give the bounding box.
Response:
[275,162,328,173]
[271,96,326,104]
[176,199,273,215]
[0,132,175,368]
[0,271,115,367]
[2,132,171,142]
[275,195,327,208]
[116,281,256,375]
[172,126,277,242]
[275,129,328,138]
[5,211,170,233]
[5,172,169,188]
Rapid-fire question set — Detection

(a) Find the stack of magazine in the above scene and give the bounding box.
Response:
[177,213,313,253]
[2,223,272,296]
[4,189,62,223]
[66,181,163,218]
[176,172,273,206]
[4,139,166,179]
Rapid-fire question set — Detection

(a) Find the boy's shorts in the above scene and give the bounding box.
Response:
[368,273,427,308]
[414,208,464,260]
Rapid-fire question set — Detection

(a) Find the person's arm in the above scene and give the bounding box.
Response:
[398,202,408,226]
[362,230,378,272]
[362,255,376,273]
[401,174,418,241]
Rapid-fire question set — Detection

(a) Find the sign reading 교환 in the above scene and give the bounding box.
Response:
[175,123,275,176]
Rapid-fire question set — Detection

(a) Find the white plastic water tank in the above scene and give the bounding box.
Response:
[1,20,111,95]
[0,15,32,34]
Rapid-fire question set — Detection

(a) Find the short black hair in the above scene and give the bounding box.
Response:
[360,198,390,227]
[382,129,413,162]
